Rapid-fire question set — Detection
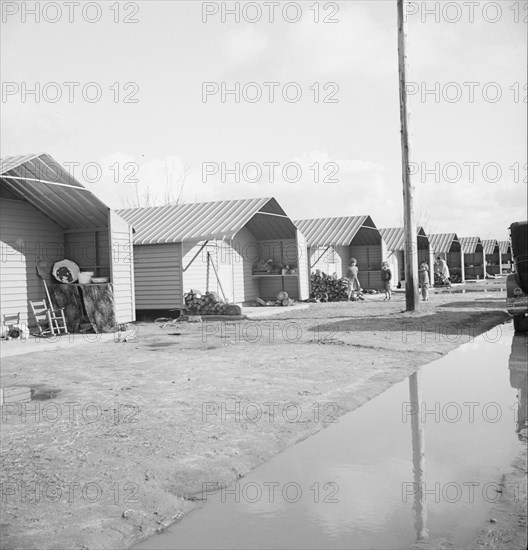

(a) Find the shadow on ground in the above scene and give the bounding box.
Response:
[438,300,506,309]
[311,311,509,335]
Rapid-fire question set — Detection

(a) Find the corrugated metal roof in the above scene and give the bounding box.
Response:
[0,153,111,229]
[379,227,404,250]
[294,216,380,247]
[117,197,297,244]
[459,236,483,254]
[481,239,499,255]
[379,226,429,251]
[428,233,460,254]
[498,240,511,254]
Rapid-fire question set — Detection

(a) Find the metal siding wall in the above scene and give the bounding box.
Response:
[258,276,299,300]
[257,239,300,300]
[417,248,429,269]
[232,227,260,304]
[109,211,135,322]
[64,230,110,278]
[447,251,461,268]
[397,250,405,281]
[463,251,485,279]
[182,241,210,297]
[134,243,182,309]
[349,244,384,290]
[0,198,65,326]
[182,240,238,300]
[387,249,401,283]
[310,245,340,276]
[336,245,349,278]
[486,252,501,275]
[417,248,434,284]
[296,231,310,300]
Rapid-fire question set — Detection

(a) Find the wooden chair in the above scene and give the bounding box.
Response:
[2,312,21,338]
[29,300,68,336]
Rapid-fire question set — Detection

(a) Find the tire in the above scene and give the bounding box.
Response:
[513,315,528,332]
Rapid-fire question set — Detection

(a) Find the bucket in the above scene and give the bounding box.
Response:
[78,271,94,284]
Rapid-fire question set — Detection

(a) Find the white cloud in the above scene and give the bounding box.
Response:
[286,4,395,78]
[223,26,269,69]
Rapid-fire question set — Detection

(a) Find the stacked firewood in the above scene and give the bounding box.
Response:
[310,273,348,302]
[184,290,241,316]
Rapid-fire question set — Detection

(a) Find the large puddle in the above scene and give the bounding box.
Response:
[135,326,527,550]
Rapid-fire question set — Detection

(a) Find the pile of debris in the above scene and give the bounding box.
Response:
[256,291,294,307]
[184,290,241,316]
[434,272,462,286]
[310,272,348,302]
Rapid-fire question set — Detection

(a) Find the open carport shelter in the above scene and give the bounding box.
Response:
[294,215,384,290]
[118,197,309,315]
[0,153,135,328]
[378,226,434,285]
[498,240,512,272]
[459,236,486,280]
[428,233,464,282]
[481,239,502,276]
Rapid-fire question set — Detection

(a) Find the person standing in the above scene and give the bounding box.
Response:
[381,261,392,300]
[436,256,451,287]
[347,258,361,300]
[419,262,430,301]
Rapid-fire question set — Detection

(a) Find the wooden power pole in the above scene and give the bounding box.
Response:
[397,0,419,311]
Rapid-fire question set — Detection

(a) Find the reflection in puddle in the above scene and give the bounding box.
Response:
[135,327,526,550]
[435,288,505,294]
[509,334,528,439]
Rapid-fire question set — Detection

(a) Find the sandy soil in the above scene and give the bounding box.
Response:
[0,281,525,550]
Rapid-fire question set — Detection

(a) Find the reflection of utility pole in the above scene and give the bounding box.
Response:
[509,335,528,438]
[397,0,419,311]
[409,372,429,540]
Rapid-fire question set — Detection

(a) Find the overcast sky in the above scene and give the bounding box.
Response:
[2,0,526,240]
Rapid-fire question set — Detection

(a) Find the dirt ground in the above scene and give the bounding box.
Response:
[0,280,525,550]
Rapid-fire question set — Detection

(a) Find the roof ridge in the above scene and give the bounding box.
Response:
[117,196,272,214]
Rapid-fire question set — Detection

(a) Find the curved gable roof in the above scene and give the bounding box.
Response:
[429,233,460,253]
[481,239,499,255]
[459,236,483,254]
[294,215,379,247]
[0,153,112,229]
[118,197,297,244]
[379,226,428,251]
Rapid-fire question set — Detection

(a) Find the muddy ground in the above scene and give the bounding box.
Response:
[0,280,525,550]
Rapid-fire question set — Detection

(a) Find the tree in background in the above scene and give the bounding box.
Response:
[121,159,190,208]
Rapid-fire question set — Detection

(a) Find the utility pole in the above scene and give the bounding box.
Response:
[397,0,419,311]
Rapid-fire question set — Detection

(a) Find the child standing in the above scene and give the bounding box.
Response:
[347,258,361,301]
[381,261,392,300]
[419,262,429,301]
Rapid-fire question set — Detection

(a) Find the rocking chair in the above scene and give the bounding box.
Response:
[29,300,69,336]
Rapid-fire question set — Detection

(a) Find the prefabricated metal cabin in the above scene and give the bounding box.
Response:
[498,240,512,273]
[428,233,465,282]
[378,226,434,285]
[0,153,135,327]
[118,197,309,313]
[459,237,486,280]
[481,239,502,276]
[294,216,385,290]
